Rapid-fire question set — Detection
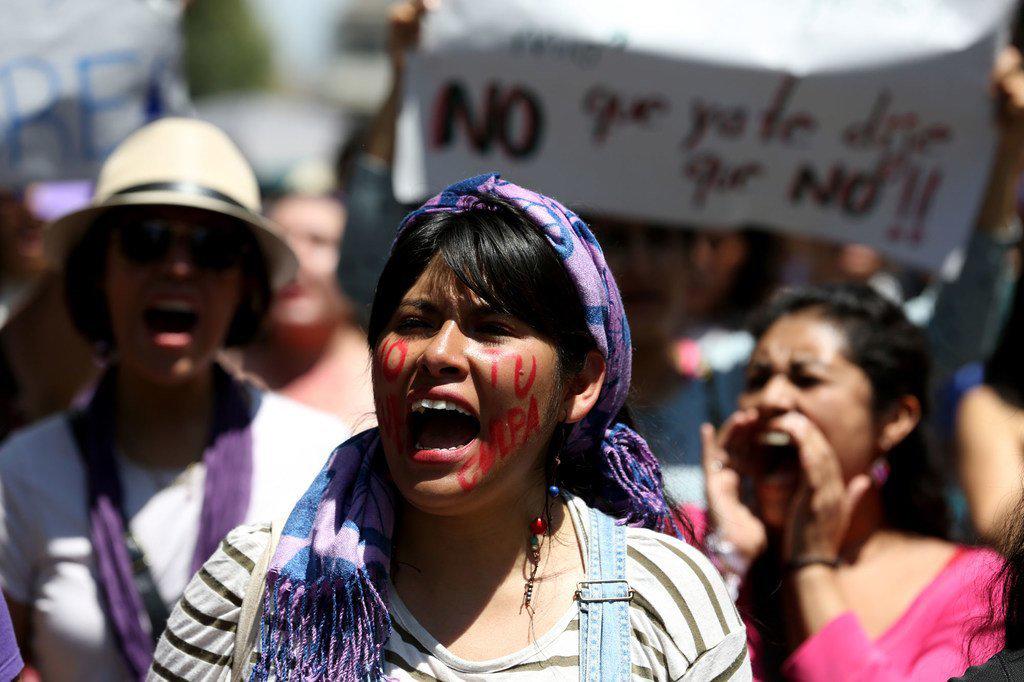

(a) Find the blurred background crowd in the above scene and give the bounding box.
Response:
[5,0,1024,680]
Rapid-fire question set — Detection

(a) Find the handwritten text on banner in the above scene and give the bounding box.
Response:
[395,0,1018,270]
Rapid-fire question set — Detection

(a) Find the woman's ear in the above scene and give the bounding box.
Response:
[562,351,606,424]
[878,395,921,453]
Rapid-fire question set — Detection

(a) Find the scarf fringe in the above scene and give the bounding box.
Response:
[252,568,391,681]
[601,423,674,534]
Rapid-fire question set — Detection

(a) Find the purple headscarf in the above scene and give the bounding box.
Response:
[253,175,671,681]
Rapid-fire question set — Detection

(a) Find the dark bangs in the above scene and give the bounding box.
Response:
[367,196,594,376]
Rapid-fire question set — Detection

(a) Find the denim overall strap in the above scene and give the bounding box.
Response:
[578,506,633,681]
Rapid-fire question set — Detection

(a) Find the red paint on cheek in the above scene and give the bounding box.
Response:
[478,440,496,477]
[514,355,537,399]
[380,339,408,383]
[457,453,480,491]
[481,348,503,388]
[525,396,540,440]
[457,441,495,492]
[455,391,543,493]
[506,406,526,447]
[379,394,405,453]
[490,418,510,459]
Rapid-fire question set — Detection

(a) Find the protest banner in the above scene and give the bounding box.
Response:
[0,0,189,185]
[394,0,1018,271]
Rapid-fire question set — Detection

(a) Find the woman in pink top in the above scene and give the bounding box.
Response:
[701,284,1003,680]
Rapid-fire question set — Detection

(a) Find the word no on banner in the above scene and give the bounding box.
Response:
[395,0,1018,271]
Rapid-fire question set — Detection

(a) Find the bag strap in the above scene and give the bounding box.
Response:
[231,518,284,681]
[69,410,170,645]
[577,506,633,681]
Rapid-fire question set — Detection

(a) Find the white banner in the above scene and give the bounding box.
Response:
[0,0,190,185]
[395,0,1018,271]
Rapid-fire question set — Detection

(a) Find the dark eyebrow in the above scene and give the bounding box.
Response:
[398,299,440,315]
[746,356,831,373]
[398,297,507,319]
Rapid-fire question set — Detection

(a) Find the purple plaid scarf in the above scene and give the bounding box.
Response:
[253,174,671,681]
[76,364,254,679]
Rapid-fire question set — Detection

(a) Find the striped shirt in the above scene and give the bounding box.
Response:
[149,497,751,681]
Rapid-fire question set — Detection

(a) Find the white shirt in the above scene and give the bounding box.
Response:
[0,390,349,682]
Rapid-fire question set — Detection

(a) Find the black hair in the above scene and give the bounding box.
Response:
[63,205,272,350]
[367,196,594,378]
[998,494,1024,648]
[987,269,1024,648]
[748,283,950,539]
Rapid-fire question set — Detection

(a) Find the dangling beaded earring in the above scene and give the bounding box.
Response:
[524,484,561,610]
[524,450,563,611]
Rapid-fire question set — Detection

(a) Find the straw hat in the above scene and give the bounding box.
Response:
[45,117,297,289]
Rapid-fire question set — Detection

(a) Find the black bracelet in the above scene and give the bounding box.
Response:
[785,556,841,572]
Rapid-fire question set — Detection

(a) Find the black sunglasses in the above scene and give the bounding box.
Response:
[115,218,250,272]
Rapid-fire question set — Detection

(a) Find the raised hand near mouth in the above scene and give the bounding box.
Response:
[771,412,872,567]
[701,408,767,565]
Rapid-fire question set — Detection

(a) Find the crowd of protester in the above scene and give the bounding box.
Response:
[1,1,1024,681]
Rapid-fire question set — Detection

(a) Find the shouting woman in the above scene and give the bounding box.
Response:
[0,118,348,681]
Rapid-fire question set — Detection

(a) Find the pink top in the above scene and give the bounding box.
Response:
[779,547,1004,681]
[676,506,1004,681]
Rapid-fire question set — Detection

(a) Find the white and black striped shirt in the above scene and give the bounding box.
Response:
[149,497,751,681]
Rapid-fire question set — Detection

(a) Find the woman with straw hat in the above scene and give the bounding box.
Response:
[0,118,349,681]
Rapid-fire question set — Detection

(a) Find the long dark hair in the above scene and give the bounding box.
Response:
[744,283,950,678]
[999,494,1024,648]
[988,270,1024,648]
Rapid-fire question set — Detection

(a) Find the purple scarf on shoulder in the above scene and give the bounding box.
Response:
[75,364,254,679]
[253,174,671,681]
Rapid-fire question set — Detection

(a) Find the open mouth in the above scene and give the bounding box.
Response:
[408,399,481,452]
[757,430,800,477]
[143,302,199,336]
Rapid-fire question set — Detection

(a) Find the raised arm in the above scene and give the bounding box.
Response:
[336,1,432,324]
[957,384,1024,540]
[928,46,1024,383]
